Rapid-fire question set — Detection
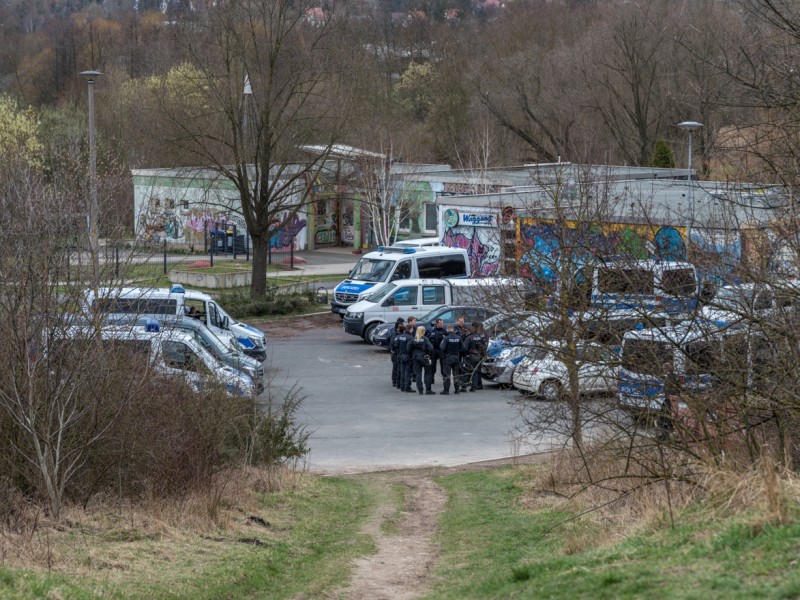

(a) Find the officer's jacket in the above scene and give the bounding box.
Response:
[440,332,463,357]
[465,332,489,358]
[427,326,446,355]
[411,336,434,360]
[392,332,413,358]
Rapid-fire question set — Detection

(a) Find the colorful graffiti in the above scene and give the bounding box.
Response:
[443,226,501,276]
[517,219,687,282]
[270,214,307,252]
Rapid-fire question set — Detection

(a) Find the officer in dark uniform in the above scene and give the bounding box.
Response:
[454,315,468,340]
[410,325,436,395]
[406,316,417,383]
[440,324,464,395]
[389,317,405,387]
[391,324,413,391]
[426,318,446,386]
[464,321,489,391]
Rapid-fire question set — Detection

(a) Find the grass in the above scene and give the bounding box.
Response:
[424,466,800,599]
[5,464,799,598]
[0,475,377,600]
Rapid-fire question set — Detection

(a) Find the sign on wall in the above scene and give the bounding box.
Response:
[442,208,497,228]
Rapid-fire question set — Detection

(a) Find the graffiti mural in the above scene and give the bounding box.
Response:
[443,226,501,276]
[270,214,307,252]
[517,218,687,282]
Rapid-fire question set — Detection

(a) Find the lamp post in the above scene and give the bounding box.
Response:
[80,70,102,272]
[677,120,703,259]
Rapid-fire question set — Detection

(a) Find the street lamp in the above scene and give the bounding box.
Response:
[80,70,102,272]
[677,120,703,258]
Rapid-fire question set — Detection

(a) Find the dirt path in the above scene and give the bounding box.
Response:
[339,474,448,600]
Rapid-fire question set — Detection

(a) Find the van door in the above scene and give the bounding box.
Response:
[160,339,208,390]
[380,284,420,321]
[390,259,412,282]
[204,302,228,338]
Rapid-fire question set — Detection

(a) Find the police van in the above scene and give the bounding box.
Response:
[331,246,470,316]
[557,259,700,314]
[61,320,256,398]
[99,315,265,394]
[617,319,769,415]
[83,285,267,361]
[343,277,529,343]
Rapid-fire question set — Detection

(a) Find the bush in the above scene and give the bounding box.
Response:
[221,289,316,319]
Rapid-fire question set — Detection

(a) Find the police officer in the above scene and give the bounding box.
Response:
[389,317,405,387]
[410,325,436,395]
[454,315,468,340]
[406,316,417,383]
[426,318,446,386]
[464,321,489,391]
[440,324,464,395]
[391,324,413,391]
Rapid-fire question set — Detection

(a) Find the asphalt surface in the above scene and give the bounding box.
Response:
[262,313,565,474]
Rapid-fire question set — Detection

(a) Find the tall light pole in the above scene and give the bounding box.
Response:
[677,120,703,259]
[80,70,102,272]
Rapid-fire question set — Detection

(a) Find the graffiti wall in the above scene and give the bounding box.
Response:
[439,206,502,276]
[270,213,308,252]
[517,218,687,282]
[137,197,308,252]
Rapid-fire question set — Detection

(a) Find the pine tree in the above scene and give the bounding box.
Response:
[651,138,675,168]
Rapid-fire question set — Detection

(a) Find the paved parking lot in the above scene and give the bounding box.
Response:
[262,313,567,474]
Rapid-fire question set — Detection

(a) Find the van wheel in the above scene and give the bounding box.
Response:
[539,380,562,401]
[363,323,378,344]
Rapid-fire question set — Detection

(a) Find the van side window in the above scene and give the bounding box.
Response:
[163,341,208,374]
[661,269,696,296]
[390,286,418,306]
[422,286,445,305]
[391,260,412,281]
[598,269,655,295]
[416,253,468,278]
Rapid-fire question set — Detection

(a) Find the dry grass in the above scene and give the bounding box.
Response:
[0,466,306,575]
[515,439,800,559]
[698,459,800,526]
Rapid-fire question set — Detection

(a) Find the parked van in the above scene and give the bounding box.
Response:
[618,320,768,415]
[557,259,700,314]
[700,280,800,328]
[331,246,470,316]
[61,321,256,397]
[343,277,528,342]
[103,315,265,394]
[83,285,267,361]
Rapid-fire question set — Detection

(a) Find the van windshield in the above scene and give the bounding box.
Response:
[621,339,673,376]
[369,283,397,303]
[349,258,394,282]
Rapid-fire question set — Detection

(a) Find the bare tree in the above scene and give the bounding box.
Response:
[151,0,354,297]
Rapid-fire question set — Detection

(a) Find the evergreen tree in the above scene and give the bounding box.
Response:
[651,138,675,168]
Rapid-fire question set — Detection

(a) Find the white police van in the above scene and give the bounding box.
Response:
[331,246,470,316]
[61,320,256,398]
[343,277,527,343]
[556,259,700,314]
[83,285,267,361]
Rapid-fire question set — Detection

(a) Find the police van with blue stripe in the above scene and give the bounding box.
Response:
[331,245,470,317]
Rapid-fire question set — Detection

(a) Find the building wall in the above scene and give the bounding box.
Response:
[437,205,504,276]
[132,170,308,252]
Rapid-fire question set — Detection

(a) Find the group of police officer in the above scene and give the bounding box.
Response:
[388,314,489,395]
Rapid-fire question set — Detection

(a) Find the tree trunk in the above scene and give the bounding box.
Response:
[250,235,269,298]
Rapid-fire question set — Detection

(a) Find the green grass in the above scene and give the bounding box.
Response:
[0,476,377,600]
[5,466,799,599]
[424,467,800,599]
